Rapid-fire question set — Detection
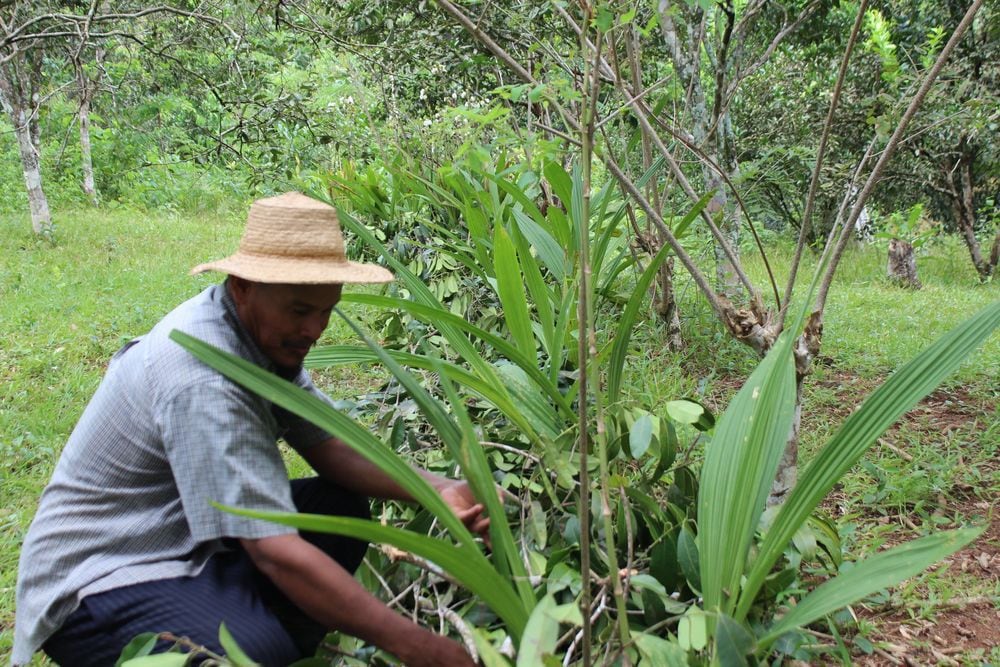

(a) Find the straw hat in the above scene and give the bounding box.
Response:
[191,192,393,284]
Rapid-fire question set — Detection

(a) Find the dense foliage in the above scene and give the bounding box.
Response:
[3,1,998,665]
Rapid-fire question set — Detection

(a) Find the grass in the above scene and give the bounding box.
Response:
[1,208,997,664]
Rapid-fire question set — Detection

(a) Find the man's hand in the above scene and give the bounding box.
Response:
[437,479,490,539]
[243,535,477,666]
[394,627,477,667]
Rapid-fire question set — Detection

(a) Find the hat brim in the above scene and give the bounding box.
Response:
[191,254,394,285]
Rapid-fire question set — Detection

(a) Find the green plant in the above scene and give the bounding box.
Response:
[689,300,999,662]
[874,203,937,248]
[171,296,998,665]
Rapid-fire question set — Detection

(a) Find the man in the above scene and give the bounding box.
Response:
[13,193,483,666]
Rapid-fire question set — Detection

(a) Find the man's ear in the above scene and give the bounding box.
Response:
[228,275,252,306]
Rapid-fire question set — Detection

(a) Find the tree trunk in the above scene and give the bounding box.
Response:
[653,257,683,351]
[887,238,921,289]
[768,314,822,506]
[13,110,52,235]
[946,144,994,281]
[0,53,52,236]
[79,92,98,206]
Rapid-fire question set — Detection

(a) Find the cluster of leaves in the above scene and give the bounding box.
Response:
[167,148,999,664]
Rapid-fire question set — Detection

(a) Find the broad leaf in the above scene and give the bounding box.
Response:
[494,224,537,359]
[516,594,560,667]
[697,330,797,615]
[738,301,1000,618]
[759,527,983,646]
[633,633,688,667]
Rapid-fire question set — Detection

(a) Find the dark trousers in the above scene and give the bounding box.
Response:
[43,478,370,667]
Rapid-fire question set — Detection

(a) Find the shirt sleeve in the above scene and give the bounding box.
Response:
[157,380,298,542]
[277,371,339,452]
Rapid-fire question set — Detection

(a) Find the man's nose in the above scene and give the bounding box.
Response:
[301,314,327,340]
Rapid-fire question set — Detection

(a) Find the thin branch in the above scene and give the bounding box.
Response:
[779,0,867,328]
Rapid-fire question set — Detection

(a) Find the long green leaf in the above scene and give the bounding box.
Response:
[494,224,537,359]
[510,209,567,283]
[697,331,797,615]
[509,218,557,359]
[606,241,673,406]
[737,301,1000,618]
[168,329,475,550]
[335,311,536,621]
[306,344,549,439]
[319,293,573,417]
[216,505,528,639]
[434,359,535,609]
[605,191,711,405]
[758,527,983,646]
[329,204,506,391]
[219,623,260,667]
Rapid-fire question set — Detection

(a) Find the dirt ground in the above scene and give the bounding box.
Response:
[817,381,999,665]
[851,505,999,666]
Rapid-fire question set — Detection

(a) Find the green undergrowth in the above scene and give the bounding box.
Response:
[1,207,996,663]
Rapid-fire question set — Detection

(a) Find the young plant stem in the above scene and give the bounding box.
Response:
[576,11,595,666]
[578,17,633,661]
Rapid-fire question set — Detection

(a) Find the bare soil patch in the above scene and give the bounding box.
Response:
[844,497,997,664]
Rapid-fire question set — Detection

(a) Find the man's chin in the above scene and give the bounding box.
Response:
[274,361,304,379]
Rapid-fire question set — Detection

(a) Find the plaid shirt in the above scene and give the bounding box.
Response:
[12,283,334,665]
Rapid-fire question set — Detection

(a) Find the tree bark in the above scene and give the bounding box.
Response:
[887,238,921,289]
[0,41,52,235]
[945,141,995,281]
[13,108,51,234]
[78,92,97,205]
[653,257,683,351]
[75,55,99,207]
[768,314,822,505]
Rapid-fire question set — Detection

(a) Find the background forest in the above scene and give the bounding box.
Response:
[1,1,998,665]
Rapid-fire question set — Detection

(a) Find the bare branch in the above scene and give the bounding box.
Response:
[779,0,867,328]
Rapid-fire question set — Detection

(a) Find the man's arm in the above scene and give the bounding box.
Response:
[241,533,475,667]
[301,437,490,536]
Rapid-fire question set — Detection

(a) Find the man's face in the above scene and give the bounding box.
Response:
[229,277,343,374]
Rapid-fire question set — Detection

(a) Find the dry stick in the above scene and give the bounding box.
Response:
[562,585,609,667]
[815,0,986,314]
[417,595,480,663]
[779,0,868,329]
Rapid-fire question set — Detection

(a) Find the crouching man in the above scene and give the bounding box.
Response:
[13,193,484,666]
